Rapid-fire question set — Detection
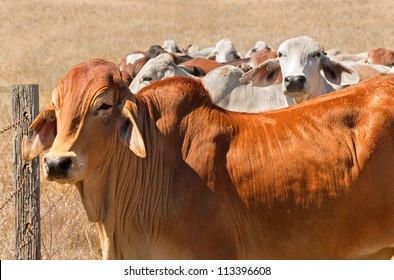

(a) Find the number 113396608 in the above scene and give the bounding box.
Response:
[217,266,271,276]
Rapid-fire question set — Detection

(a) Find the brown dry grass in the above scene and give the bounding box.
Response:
[1,0,393,260]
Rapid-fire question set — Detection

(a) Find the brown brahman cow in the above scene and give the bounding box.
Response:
[23,58,394,259]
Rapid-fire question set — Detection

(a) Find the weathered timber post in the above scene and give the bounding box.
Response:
[12,84,41,260]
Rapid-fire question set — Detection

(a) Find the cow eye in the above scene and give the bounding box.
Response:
[278,52,283,58]
[313,51,321,58]
[97,103,113,111]
[51,102,58,111]
[142,76,152,82]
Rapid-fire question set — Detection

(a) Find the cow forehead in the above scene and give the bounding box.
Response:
[126,53,146,65]
[54,59,119,111]
[278,36,321,55]
[215,39,235,50]
[371,48,392,56]
[138,54,173,75]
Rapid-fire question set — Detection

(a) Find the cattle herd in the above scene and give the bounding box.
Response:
[23,36,394,260]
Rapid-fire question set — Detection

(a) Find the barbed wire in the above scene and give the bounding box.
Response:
[0,114,30,212]
[12,183,76,259]
[0,168,28,212]
[0,168,90,260]
[0,112,93,260]
[16,222,36,259]
[0,89,92,260]
[0,111,32,259]
[41,186,72,221]
[0,114,29,135]
[1,167,37,259]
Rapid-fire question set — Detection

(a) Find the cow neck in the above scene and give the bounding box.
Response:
[128,97,177,221]
[294,74,336,104]
[319,74,337,97]
[75,129,118,223]
[97,97,178,259]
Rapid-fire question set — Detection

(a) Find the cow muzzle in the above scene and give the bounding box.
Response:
[43,152,83,183]
[284,75,306,91]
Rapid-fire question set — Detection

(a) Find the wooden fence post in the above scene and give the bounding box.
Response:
[12,84,41,260]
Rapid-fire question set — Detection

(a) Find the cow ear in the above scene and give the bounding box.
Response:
[240,58,281,87]
[118,100,146,158]
[207,51,217,60]
[22,108,57,161]
[321,55,360,85]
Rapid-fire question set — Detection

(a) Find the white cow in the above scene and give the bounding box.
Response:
[131,58,290,112]
[184,45,215,58]
[325,48,368,63]
[162,39,184,54]
[129,53,193,94]
[341,61,392,82]
[244,40,274,57]
[202,65,292,112]
[241,36,360,104]
[207,39,242,63]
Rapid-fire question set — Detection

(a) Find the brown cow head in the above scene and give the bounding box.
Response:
[23,58,146,185]
[366,48,394,67]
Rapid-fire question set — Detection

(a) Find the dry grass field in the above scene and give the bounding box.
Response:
[1,0,393,260]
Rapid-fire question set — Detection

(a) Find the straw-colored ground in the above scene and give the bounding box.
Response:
[1,0,393,259]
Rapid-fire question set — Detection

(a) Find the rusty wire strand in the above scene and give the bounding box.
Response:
[0,114,29,135]
[41,186,72,221]
[0,113,30,212]
[16,223,35,258]
[19,184,74,259]
[0,112,85,259]
[0,168,29,212]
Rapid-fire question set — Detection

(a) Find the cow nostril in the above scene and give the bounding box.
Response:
[44,156,73,179]
[298,76,306,84]
[58,157,72,171]
[284,75,306,91]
